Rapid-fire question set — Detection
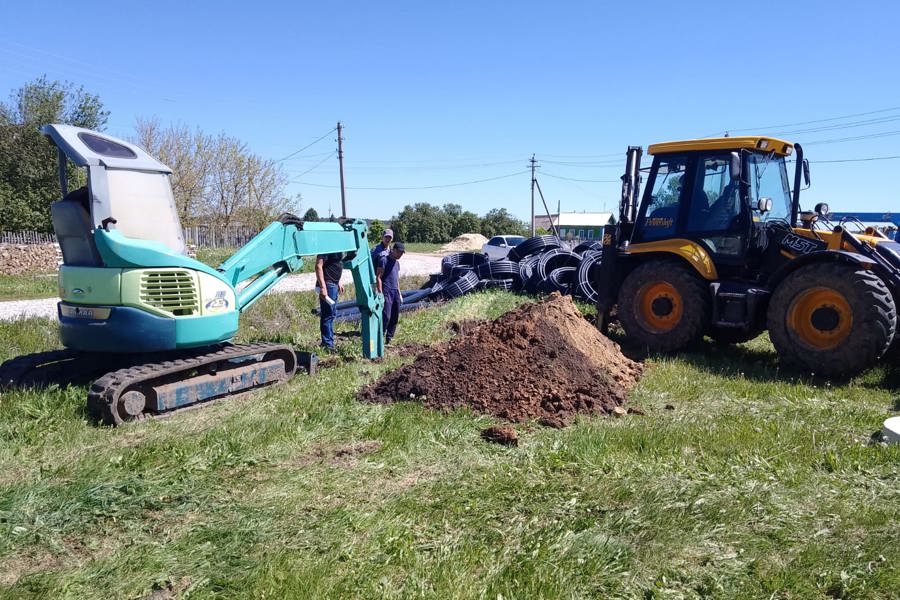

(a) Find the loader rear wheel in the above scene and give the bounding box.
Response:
[618,261,710,352]
[767,262,896,377]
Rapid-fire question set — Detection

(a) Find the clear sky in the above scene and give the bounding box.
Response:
[3,0,899,222]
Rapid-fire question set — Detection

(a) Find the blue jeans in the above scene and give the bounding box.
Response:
[383,287,401,343]
[319,281,339,349]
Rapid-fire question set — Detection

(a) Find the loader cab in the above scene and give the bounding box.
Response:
[630,136,796,274]
[41,124,187,266]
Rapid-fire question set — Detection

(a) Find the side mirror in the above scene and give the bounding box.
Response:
[803,159,811,187]
[757,197,773,214]
[814,202,829,216]
[500,243,508,248]
[730,152,742,182]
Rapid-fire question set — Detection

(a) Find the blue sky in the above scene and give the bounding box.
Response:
[3,0,899,221]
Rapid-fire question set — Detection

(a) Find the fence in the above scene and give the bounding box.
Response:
[182,225,260,248]
[0,231,57,244]
[1,225,261,249]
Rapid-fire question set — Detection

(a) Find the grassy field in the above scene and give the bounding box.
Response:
[0,273,57,301]
[0,285,898,599]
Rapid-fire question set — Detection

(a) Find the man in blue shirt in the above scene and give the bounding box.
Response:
[371,228,393,265]
[376,241,404,345]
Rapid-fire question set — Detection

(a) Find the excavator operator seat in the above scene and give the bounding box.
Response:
[51,186,102,266]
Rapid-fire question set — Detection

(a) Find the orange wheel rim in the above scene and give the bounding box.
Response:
[787,286,853,350]
[635,281,683,333]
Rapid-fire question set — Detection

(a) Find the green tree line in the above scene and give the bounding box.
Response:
[388,203,528,243]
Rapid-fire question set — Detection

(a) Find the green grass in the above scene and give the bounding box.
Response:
[0,273,58,301]
[396,242,444,253]
[0,288,898,598]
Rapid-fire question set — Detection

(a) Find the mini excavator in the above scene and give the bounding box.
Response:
[0,125,384,424]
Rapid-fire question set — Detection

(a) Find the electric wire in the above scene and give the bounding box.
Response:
[295,169,529,191]
[275,128,336,162]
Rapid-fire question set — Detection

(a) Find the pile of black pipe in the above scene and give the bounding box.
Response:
[428,235,604,302]
[318,235,605,323]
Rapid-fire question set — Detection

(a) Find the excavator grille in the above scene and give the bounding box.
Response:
[139,270,199,316]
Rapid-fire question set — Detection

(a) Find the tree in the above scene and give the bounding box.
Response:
[0,76,108,231]
[303,207,319,222]
[443,203,481,238]
[368,218,385,242]
[134,118,290,228]
[480,208,528,238]
[390,202,451,243]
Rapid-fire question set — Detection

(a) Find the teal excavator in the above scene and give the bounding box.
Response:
[0,125,384,424]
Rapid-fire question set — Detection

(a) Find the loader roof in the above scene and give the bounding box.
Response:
[648,136,794,157]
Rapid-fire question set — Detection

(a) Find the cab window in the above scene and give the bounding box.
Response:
[686,155,741,233]
[637,156,687,241]
[748,154,792,223]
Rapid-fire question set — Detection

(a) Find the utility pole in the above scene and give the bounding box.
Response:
[337,121,347,218]
[530,154,537,236]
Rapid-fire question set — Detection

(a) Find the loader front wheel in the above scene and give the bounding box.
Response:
[618,261,710,352]
[767,262,896,377]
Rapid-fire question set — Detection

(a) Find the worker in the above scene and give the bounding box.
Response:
[315,252,345,352]
[371,228,393,264]
[376,241,405,345]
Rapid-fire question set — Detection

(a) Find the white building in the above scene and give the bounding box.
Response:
[533,211,613,241]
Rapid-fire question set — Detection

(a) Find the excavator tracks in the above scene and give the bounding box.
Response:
[2,343,308,426]
[86,343,299,425]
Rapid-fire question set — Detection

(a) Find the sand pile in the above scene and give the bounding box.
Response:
[359,294,643,427]
[439,233,488,253]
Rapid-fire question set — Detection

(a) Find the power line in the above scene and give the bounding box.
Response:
[707,104,900,136]
[540,172,620,183]
[811,154,900,164]
[275,128,336,162]
[289,151,336,181]
[294,169,529,191]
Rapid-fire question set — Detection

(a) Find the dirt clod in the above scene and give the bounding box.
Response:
[481,425,519,446]
[359,294,643,427]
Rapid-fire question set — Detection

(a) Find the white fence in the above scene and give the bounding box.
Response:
[1,226,262,249]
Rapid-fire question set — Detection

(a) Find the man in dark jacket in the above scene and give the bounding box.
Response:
[376,242,404,344]
[315,252,344,351]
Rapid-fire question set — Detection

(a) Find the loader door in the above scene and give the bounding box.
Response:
[683,154,749,264]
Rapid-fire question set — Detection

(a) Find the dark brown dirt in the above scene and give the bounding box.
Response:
[358,294,643,427]
[481,425,519,446]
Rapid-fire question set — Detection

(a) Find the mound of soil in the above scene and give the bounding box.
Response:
[439,233,488,253]
[358,294,643,427]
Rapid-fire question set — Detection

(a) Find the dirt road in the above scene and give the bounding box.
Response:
[0,252,443,322]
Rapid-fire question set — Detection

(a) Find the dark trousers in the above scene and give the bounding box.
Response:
[319,281,339,349]
[383,288,401,342]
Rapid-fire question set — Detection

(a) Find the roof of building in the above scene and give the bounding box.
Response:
[536,212,612,227]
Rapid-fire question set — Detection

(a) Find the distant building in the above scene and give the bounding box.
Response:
[533,211,613,242]
[826,211,899,240]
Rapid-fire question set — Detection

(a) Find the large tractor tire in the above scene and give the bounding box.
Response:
[767,262,897,377]
[617,261,710,352]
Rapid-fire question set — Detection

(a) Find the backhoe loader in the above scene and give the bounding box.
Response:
[595,136,900,377]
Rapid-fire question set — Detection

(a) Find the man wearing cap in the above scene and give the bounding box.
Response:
[371,229,393,265]
[376,242,405,345]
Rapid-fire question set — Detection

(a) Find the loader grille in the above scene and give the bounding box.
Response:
[139,270,199,316]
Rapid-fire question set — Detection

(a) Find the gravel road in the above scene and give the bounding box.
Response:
[0,252,443,322]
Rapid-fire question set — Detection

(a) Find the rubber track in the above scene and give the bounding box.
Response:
[86,342,296,425]
[0,349,77,388]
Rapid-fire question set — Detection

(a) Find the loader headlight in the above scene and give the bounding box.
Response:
[757,140,770,150]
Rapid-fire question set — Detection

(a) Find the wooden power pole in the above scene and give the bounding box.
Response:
[337,121,347,218]
[530,154,537,236]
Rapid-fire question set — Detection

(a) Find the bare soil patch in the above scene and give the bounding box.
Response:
[359,294,643,427]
